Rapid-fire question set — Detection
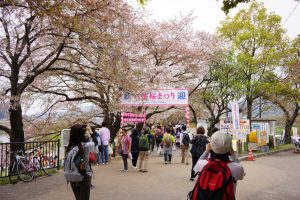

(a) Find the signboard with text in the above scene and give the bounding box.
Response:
[292,127,298,139]
[220,119,250,141]
[231,101,240,130]
[257,131,267,147]
[122,112,146,123]
[121,89,188,106]
[249,131,257,143]
[252,122,270,144]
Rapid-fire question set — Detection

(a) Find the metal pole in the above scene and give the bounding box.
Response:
[57,139,60,171]
[259,97,262,118]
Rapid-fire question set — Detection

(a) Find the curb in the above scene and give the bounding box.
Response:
[238,148,294,161]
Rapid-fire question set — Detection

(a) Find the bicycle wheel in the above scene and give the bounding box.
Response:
[17,158,34,182]
[8,159,19,184]
[38,159,52,176]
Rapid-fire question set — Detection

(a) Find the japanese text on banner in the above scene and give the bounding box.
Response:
[121,89,189,106]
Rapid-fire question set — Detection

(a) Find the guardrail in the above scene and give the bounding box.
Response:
[0,140,60,178]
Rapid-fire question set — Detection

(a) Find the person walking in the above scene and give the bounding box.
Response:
[94,125,102,165]
[149,126,155,151]
[180,125,191,165]
[66,124,96,200]
[119,128,132,172]
[99,122,111,164]
[189,126,209,181]
[138,128,151,172]
[89,126,101,165]
[192,131,246,199]
[155,126,163,150]
[161,127,175,164]
[130,129,140,169]
[114,129,123,156]
[175,127,181,149]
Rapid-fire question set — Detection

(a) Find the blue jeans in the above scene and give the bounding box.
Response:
[101,145,108,163]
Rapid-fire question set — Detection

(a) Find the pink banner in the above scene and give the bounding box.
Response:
[121,112,146,123]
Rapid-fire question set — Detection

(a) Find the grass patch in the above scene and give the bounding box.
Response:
[252,150,262,153]
[270,144,294,151]
[0,168,59,186]
[0,177,11,185]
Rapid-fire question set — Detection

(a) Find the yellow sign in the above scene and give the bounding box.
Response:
[257,131,267,147]
[249,132,257,143]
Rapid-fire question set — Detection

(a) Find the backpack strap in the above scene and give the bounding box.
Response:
[218,161,236,200]
[69,146,79,171]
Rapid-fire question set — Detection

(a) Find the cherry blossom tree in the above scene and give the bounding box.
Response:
[0,0,124,150]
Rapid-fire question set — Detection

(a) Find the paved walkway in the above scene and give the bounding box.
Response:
[2,150,195,200]
[1,150,300,200]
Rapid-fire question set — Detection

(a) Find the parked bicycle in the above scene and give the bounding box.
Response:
[8,148,52,184]
[8,150,32,184]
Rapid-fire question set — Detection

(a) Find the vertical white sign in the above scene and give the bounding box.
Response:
[231,101,240,130]
[292,127,298,139]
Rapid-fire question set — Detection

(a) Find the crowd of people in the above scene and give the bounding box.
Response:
[65,122,245,200]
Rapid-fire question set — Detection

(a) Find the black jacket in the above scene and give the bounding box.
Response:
[131,135,140,152]
[190,135,209,157]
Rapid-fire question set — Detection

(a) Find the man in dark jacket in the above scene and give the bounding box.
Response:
[130,129,140,169]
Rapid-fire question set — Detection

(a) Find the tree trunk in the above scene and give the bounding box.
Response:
[9,100,25,152]
[189,105,197,124]
[110,113,121,141]
[284,121,293,144]
[103,106,110,125]
[207,118,219,137]
[283,105,299,144]
[246,98,253,130]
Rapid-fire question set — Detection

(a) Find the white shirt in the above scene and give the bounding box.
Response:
[179,131,191,146]
[99,127,111,145]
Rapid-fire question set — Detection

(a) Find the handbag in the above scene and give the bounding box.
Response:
[118,145,123,155]
[108,145,113,155]
[93,146,99,154]
[128,152,133,160]
[89,152,96,163]
[156,146,162,156]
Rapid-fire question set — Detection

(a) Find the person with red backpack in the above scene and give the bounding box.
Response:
[188,131,245,200]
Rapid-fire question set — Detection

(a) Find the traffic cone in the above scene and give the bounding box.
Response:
[247,147,255,161]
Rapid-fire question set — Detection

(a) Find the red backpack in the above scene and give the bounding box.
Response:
[188,160,235,200]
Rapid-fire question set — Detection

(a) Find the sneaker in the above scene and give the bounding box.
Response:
[139,169,143,172]
[133,166,137,169]
[121,169,128,173]
[102,163,105,165]
[105,162,108,165]
[165,161,168,165]
[142,170,148,173]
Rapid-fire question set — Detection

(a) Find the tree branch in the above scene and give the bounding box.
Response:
[0,124,12,137]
